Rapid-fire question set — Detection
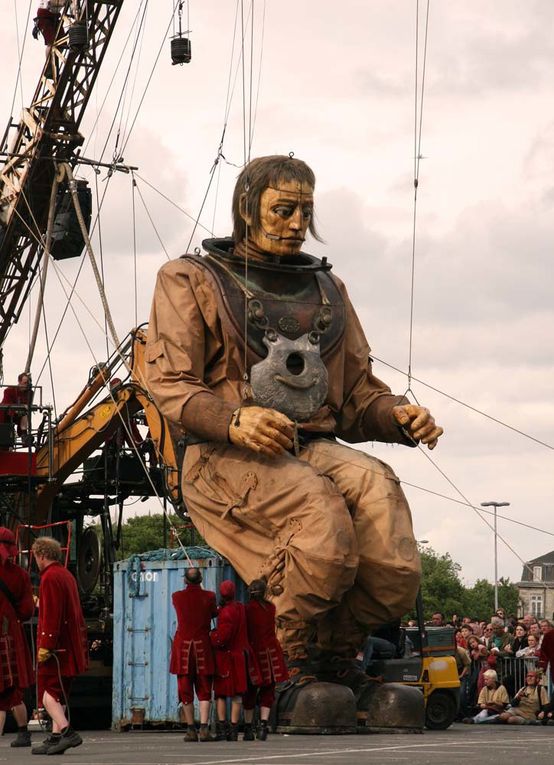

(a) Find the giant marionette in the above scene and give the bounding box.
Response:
[145,155,444,730]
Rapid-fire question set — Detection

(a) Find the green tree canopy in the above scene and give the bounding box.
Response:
[417,547,520,622]
[419,547,465,620]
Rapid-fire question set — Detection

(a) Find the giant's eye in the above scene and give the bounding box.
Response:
[302,206,313,219]
[273,205,294,218]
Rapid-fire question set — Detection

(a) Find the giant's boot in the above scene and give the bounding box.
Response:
[317,652,424,732]
[274,649,424,734]
[273,650,358,734]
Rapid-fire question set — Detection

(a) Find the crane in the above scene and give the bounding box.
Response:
[0,0,124,351]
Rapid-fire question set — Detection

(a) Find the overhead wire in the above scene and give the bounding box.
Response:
[133,178,171,261]
[131,170,138,326]
[400,480,554,540]
[8,0,33,128]
[413,443,553,585]
[401,1,550,582]
[372,354,554,452]
[407,0,430,391]
[120,0,181,158]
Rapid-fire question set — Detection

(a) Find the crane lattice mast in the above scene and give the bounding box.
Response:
[0,0,124,351]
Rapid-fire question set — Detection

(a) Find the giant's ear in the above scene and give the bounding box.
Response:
[239,192,254,226]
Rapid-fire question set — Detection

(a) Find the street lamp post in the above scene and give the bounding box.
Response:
[480,500,511,612]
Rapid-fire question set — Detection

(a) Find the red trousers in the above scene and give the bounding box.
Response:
[37,665,73,705]
[36,8,60,45]
[243,682,275,710]
[0,686,23,712]
[177,672,212,704]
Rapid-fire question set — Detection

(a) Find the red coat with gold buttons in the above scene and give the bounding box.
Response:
[170,584,217,676]
[37,562,88,677]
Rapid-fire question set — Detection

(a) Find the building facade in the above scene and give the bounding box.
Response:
[517,551,554,620]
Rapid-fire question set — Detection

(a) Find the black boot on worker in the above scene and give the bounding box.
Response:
[44,726,83,755]
[11,729,31,747]
[243,723,255,741]
[257,720,269,740]
[198,724,214,742]
[214,721,227,741]
[183,725,198,742]
[229,722,239,741]
[32,734,60,755]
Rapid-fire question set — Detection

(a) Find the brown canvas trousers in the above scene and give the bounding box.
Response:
[182,439,421,659]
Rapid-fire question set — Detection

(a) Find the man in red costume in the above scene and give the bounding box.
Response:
[170,567,217,742]
[244,578,288,741]
[0,528,34,748]
[0,373,33,444]
[31,537,88,756]
[210,580,260,741]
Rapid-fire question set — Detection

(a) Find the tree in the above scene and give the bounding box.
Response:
[419,547,465,620]
[91,513,205,560]
[463,577,520,621]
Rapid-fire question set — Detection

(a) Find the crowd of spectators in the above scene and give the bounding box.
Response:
[430,609,554,724]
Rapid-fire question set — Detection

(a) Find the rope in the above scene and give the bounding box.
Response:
[415,443,543,583]
[372,354,554,452]
[131,171,138,326]
[64,163,122,351]
[24,164,62,375]
[407,0,431,390]
[126,547,209,597]
[133,178,170,260]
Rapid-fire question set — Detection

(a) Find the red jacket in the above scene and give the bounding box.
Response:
[210,600,260,696]
[539,630,554,676]
[170,584,217,676]
[0,561,34,692]
[37,562,88,677]
[0,386,31,434]
[246,599,288,684]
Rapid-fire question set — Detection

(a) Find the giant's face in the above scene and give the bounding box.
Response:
[245,179,314,257]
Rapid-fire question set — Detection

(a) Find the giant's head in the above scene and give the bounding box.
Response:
[232,155,321,257]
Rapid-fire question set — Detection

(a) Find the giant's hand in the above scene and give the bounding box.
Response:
[392,404,443,450]
[229,406,294,457]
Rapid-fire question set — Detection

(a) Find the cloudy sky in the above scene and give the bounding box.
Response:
[2,1,553,588]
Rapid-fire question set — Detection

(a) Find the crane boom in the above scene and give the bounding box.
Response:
[0,0,124,350]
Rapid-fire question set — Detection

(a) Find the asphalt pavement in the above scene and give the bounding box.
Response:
[2,725,554,765]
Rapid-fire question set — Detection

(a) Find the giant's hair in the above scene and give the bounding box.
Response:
[232,155,322,244]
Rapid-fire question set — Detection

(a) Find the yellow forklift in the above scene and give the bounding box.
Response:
[366,593,460,730]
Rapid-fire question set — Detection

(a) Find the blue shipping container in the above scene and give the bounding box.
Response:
[112,551,246,729]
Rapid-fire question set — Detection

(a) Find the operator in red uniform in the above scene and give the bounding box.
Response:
[210,580,260,741]
[170,567,217,742]
[243,578,288,741]
[31,537,88,756]
[0,528,34,748]
[0,372,33,444]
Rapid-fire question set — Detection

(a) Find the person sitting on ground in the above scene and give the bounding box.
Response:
[463,669,509,724]
[497,671,548,725]
[537,697,554,725]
